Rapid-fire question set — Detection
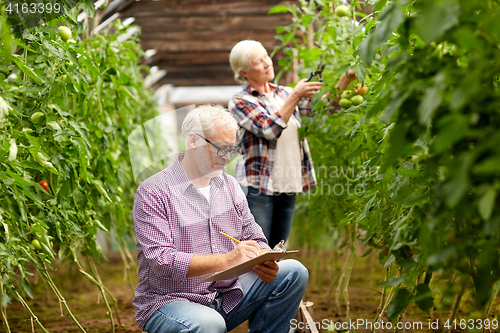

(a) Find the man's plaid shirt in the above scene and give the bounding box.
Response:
[228,83,317,195]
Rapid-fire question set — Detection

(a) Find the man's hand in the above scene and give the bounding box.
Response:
[225,240,261,266]
[188,241,262,278]
[253,260,279,283]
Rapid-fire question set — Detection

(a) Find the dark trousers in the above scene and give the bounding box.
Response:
[245,186,297,248]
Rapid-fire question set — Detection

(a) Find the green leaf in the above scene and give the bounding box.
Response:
[11,56,44,83]
[478,187,496,222]
[387,288,412,322]
[384,254,395,269]
[12,38,37,53]
[79,0,96,19]
[432,114,468,154]
[359,0,404,64]
[415,284,433,312]
[417,72,446,126]
[80,57,102,78]
[41,39,65,59]
[5,170,36,187]
[92,219,109,233]
[22,277,33,299]
[379,275,406,286]
[2,291,12,308]
[91,180,112,202]
[374,0,388,12]
[413,0,460,43]
[439,153,472,207]
[71,137,89,182]
[35,26,60,34]
[473,157,500,175]
[395,169,420,178]
[268,4,289,14]
[427,246,456,266]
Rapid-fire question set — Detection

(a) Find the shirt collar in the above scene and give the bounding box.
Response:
[172,153,225,194]
[244,82,284,97]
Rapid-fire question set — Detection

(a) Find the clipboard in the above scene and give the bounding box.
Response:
[199,250,298,282]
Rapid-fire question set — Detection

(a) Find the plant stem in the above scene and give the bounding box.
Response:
[0,300,11,333]
[15,291,50,333]
[448,281,464,333]
[115,237,135,292]
[38,263,87,332]
[335,247,350,314]
[85,254,118,332]
[485,280,500,327]
[372,267,390,333]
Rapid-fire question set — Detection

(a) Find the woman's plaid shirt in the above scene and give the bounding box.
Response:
[228,83,317,195]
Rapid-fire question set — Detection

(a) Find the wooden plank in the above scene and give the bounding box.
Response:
[140,38,277,53]
[120,0,286,17]
[299,301,320,333]
[121,3,282,17]
[156,76,238,87]
[140,30,277,44]
[111,0,295,87]
[128,15,292,32]
[159,64,234,78]
[146,51,230,66]
[156,76,287,87]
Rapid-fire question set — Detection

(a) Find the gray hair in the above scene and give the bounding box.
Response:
[229,40,266,84]
[181,104,239,142]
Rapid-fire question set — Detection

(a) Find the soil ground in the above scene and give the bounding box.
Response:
[2,249,499,333]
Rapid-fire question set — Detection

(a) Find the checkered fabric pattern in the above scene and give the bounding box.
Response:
[228,83,317,195]
[132,153,270,329]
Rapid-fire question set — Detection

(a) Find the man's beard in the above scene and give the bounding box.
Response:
[194,146,223,179]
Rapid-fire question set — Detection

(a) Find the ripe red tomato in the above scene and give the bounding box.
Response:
[38,180,49,191]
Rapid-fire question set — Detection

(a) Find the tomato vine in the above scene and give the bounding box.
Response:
[0,2,157,331]
[273,0,500,324]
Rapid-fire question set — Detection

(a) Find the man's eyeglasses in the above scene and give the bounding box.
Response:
[195,133,241,157]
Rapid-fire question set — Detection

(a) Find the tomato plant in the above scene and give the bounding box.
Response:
[272,0,500,324]
[0,1,158,331]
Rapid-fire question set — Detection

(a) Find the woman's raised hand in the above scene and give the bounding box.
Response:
[291,78,323,100]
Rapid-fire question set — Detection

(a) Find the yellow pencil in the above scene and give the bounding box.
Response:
[220,232,240,243]
[220,232,264,254]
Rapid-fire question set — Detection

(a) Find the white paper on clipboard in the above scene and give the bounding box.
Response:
[199,250,299,282]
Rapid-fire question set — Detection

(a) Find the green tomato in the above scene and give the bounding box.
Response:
[25,98,37,108]
[339,98,352,108]
[335,5,350,17]
[58,26,72,42]
[341,90,353,99]
[30,112,45,124]
[351,95,364,105]
[31,239,42,250]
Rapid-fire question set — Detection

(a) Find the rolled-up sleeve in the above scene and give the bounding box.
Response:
[230,96,287,141]
[133,187,193,283]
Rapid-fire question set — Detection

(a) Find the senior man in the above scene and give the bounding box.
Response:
[132,104,308,333]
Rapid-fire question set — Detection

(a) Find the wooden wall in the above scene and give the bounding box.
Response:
[118,0,292,87]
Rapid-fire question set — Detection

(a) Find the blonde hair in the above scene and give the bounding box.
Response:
[229,40,266,84]
[181,104,239,142]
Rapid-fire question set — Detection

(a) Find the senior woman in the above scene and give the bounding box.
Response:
[228,40,355,248]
